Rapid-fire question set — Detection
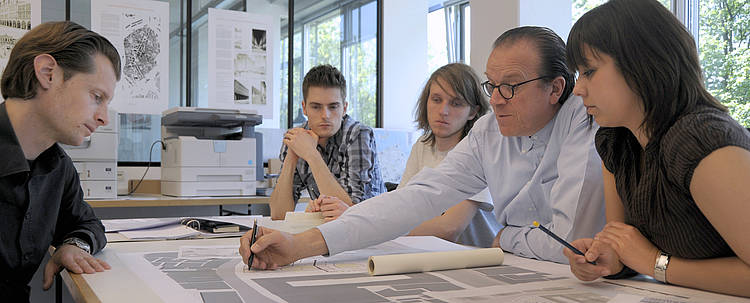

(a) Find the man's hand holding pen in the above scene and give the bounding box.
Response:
[239,226,298,270]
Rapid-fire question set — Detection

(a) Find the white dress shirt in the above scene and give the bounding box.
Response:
[318,95,605,263]
[397,139,500,248]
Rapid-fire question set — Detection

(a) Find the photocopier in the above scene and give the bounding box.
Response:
[61,110,119,199]
[160,107,263,197]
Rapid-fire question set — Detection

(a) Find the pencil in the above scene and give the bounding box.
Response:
[532,221,596,265]
[247,219,258,269]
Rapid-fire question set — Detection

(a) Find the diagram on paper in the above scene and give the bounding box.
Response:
[232,26,267,105]
[91,0,169,114]
[119,250,570,303]
[122,13,161,100]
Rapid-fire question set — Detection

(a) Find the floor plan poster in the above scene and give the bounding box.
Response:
[208,8,276,118]
[91,0,169,115]
[0,0,40,102]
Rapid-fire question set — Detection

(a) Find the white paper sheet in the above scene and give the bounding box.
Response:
[257,212,325,234]
[119,224,200,240]
[91,0,169,115]
[93,237,744,303]
[207,8,276,117]
[102,217,183,232]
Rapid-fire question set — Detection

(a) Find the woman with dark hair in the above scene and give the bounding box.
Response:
[397,63,498,247]
[564,0,750,297]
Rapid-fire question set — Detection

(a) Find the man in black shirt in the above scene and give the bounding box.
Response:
[0,21,121,301]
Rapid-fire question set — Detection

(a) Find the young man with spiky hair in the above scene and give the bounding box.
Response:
[269,64,386,220]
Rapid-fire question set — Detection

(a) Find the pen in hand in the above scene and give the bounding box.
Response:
[247,219,258,269]
[532,221,596,265]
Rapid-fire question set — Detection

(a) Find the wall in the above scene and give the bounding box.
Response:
[381,0,428,131]
[469,0,571,76]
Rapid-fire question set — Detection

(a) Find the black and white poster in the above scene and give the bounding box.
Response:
[92,0,169,115]
[208,8,275,117]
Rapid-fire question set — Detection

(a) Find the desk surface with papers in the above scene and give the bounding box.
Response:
[63,232,747,303]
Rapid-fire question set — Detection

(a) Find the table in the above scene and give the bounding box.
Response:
[61,237,748,303]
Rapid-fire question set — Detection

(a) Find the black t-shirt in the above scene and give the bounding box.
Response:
[596,106,750,259]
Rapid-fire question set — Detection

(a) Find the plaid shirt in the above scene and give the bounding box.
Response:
[280,114,386,204]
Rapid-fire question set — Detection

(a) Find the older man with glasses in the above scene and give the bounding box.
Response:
[240,26,606,267]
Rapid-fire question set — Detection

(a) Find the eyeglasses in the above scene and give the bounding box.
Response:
[481,76,549,100]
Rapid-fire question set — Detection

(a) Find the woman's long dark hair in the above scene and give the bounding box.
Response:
[567,0,725,141]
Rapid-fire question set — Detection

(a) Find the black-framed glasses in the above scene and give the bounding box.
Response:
[481,76,549,100]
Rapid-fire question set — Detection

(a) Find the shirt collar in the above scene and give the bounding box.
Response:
[0,102,66,178]
[520,114,555,154]
[0,102,31,177]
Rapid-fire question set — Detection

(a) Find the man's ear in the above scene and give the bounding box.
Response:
[549,76,565,105]
[33,54,58,90]
[342,101,348,113]
[301,100,308,117]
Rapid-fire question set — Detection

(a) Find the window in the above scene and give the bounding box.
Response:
[699,0,750,126]
[427,1,470,74]
[572,0,670,23]
[574,0,749,127]
[280,0,378,128]
[427,7,448,73]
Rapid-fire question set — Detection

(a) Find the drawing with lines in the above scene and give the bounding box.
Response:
[91,0,169,114]
[122,13,161,101]
[113,237,731,303]
[119,242,570,303]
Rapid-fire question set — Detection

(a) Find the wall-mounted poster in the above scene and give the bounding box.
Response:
[0,0,41,101]
[208,8,276,117]
[91,0,169,115]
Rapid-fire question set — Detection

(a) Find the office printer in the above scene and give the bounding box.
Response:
[61,110,119,199]
[161,107,263,197]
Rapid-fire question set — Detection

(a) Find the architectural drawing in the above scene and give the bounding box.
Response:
[91,0,169,114]
[208,8,276,118]
[111,238,739,303]
[123,14,161,100]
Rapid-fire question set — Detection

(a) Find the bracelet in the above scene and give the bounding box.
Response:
[654,250,671,283]
[603,265,638,280]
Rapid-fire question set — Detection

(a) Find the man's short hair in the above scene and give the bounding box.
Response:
[1,21,121,100]
[302,64,346,102]
[492,26,574,105]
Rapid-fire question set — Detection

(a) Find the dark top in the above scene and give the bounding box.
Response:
[280,114,386,203]
[0,103,106,301]
[596,106,750,259]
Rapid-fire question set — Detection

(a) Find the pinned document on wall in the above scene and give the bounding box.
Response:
[207,8,277,118]
[91,0,169,115]
[0,0,41,102]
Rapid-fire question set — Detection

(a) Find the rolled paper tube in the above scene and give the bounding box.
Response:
[368,248,504,276]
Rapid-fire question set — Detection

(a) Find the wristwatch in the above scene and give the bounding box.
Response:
[63,237,91,254]
[653,250,670,283]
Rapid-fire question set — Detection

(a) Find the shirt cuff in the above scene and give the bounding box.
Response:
[316,220,350,256]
